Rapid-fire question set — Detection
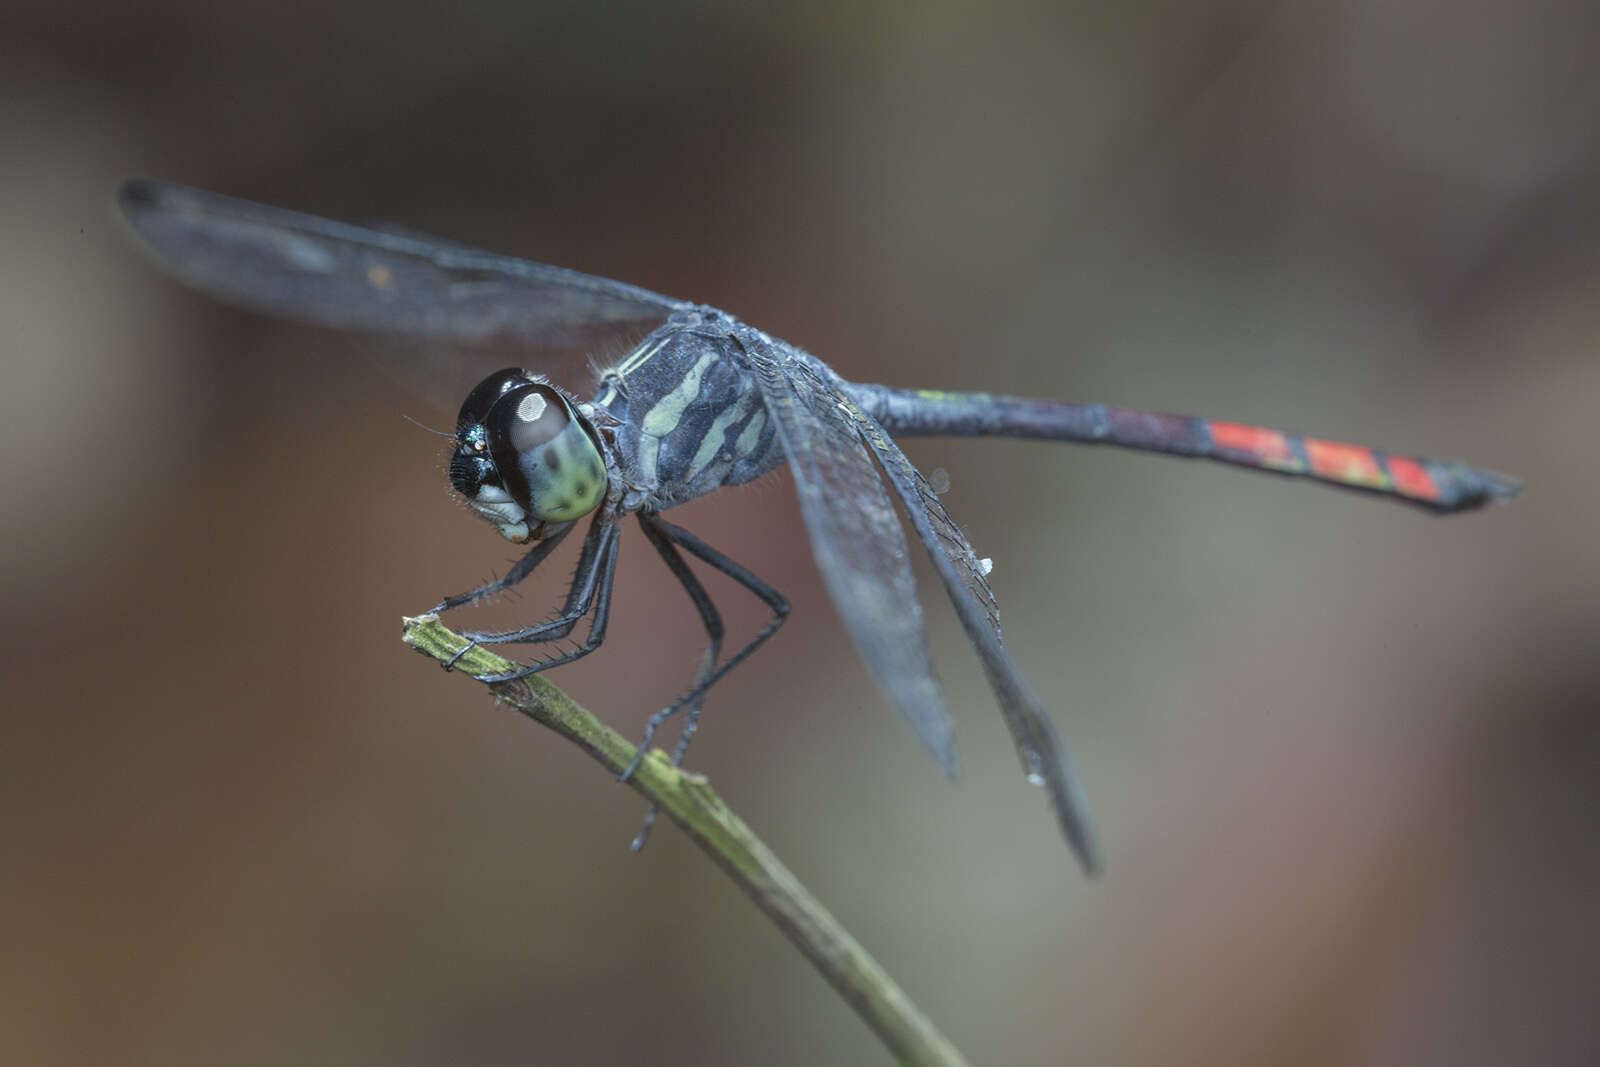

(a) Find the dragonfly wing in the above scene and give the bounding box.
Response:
[842,390,1103,875]
[743,340,957,774]
[118,180,683,347]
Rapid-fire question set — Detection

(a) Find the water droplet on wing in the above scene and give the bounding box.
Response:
[1022,750,1045,786]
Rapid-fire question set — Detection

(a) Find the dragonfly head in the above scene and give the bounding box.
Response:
[449,368,607,543]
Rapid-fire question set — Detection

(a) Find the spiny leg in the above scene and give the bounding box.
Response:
[472,520,622,683]
[618,516,790,793]
[629,513,727,849]
[434,523,578,670]
[438,516,603,671]
[458,511,615,647]
[449,512,621,680]
[635,514,725,762]
[430,521,576,615]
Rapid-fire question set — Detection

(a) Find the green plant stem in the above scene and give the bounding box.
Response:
[401,615,971,1067]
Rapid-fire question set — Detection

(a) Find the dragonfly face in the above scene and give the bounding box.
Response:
[448,368,608,543]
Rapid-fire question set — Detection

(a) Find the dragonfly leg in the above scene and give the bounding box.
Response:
[469,517,623,682]
[428,521,575,615]
[616,516,790,801]
[455,512,612,647]
[441,639,478,672]
[625,513,726,849]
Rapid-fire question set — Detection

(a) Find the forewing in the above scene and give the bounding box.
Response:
[117,180,682,347]
[843,391,1103,875]
[744,341,957,774]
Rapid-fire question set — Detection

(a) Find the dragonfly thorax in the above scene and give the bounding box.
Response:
[449,368,608,543]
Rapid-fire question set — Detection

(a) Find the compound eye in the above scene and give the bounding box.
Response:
[457,368,536,432]
[484,384,607,522]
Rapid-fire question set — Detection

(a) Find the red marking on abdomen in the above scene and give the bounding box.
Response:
[1305,438,1388,489]
[1385,455,1441,502]
[1209,421,1297,468]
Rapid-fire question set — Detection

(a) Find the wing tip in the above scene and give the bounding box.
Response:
[920,719,961,781]
[1038,752,1104,878]
[115,178,193,251]
[1069,825,1105,879]
[117,177,157,211]
[116,178,179,229]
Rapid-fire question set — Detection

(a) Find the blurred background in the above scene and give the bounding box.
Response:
[3,2,1596,1064]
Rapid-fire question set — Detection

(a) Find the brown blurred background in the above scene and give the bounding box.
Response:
[4,2,1596,1064]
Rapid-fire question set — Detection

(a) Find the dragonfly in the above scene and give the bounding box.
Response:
[117,179,1518,875]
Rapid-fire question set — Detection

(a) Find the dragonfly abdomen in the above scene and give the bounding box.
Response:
[849,384,1518,513]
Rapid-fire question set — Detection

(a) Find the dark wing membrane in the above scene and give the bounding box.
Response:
[117,180,683,346]
[841,390,1103,876]
[743,340,957,775]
